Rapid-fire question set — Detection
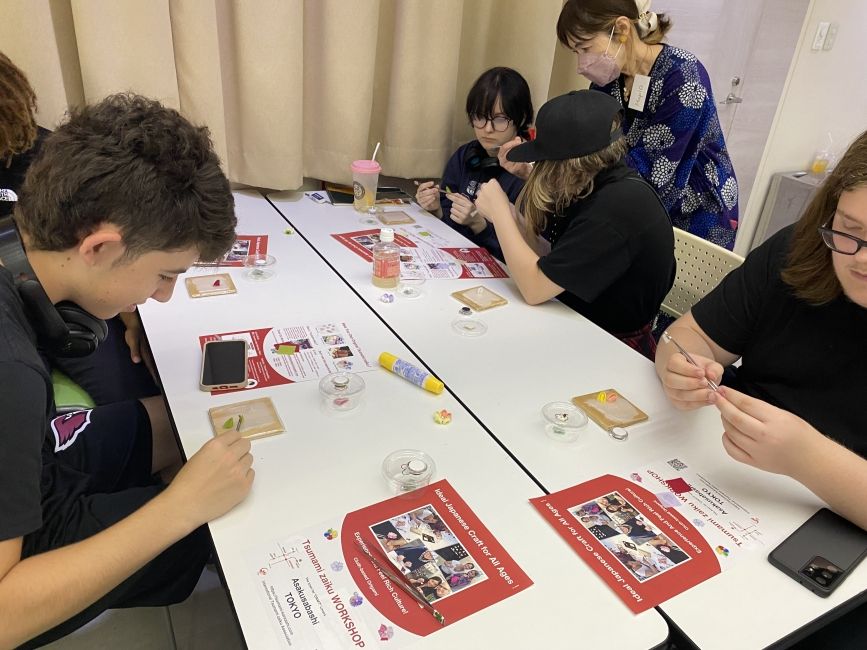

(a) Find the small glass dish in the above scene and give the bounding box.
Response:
[541,401,588,442]
[451,316,487,337]
[397,277,425,300]
[244,253,277,281]
[359,206,381,226]
[382,449,435,495]
[319,372,365,412]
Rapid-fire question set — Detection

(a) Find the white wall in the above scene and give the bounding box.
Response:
[736,0,867,255]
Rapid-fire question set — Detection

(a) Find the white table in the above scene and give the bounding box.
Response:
[265,191,867,649]
[138,191,669,649]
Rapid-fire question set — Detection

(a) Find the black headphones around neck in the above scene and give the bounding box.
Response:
[0,213,107,357]
[464,141,501,175]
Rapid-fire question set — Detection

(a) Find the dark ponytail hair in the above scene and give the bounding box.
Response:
[556,0,672,48]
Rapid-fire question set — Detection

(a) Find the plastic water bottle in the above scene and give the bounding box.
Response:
[372,227,400,288]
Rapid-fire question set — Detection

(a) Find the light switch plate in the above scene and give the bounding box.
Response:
[823,23,838,51]
[812,21,830,50]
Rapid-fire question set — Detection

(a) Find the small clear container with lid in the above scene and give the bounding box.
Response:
[244,253,277,281]
[541,401,589,442]
[319,372,365,412]
[381,449,435,495]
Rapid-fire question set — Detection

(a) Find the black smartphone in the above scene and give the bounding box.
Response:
[200,339,249,391]
[768,508,867,597]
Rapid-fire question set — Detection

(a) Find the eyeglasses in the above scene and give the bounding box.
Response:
[470,115,513,132]
[819,220,867,255]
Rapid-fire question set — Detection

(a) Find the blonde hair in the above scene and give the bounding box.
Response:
[516,134,628,238]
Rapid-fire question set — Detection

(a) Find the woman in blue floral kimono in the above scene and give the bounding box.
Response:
[503,0,739,249]
[560,1,738,249]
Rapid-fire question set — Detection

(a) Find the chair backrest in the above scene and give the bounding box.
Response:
[52,369,95,413]
[661,228,744,318]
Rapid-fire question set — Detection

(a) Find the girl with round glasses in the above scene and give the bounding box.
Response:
[415,67,533,259]
[655,130,867,534]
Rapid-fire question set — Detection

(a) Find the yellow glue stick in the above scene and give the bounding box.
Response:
[378,352,444,395]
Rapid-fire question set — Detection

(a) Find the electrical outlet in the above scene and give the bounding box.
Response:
[812,21,830,50]
[823,23,838,51]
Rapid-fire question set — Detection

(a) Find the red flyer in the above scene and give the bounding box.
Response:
[531,462,766,613]
[248,479,532,647]
[332,229,508,280]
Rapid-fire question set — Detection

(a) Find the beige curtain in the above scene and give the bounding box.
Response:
[1,0,585,190]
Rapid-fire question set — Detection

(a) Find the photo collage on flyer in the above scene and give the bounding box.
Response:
[370,505,488,605]
[570,491,692,583]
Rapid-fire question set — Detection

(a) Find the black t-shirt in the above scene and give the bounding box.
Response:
[692,225,867,456]
[0,267,53,539]
[0,267,94,545]
[537,162,675,334]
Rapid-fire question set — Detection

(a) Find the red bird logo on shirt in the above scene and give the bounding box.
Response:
[50,409,93,452]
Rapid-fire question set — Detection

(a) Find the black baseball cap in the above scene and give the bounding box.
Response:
[507,89,623,163]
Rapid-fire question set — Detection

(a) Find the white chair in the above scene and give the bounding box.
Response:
[661,227,744,318]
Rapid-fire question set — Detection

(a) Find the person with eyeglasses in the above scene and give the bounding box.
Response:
[415,67,533,260]
[655,130,867,534]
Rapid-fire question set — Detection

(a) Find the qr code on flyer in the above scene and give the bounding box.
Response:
[667,459,687,471]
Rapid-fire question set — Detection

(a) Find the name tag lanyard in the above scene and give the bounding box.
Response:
[628,74,651,112]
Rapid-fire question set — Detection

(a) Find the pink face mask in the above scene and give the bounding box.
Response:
[576,26,623,86]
